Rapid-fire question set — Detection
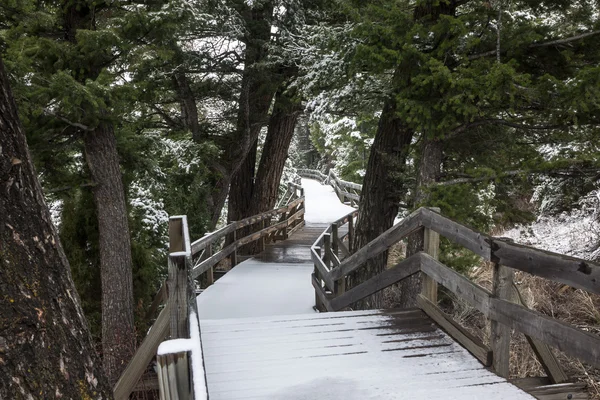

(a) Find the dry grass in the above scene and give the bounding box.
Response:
[447,262,600,399]
[383,241,600,398]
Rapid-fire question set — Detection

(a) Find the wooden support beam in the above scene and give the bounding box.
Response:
[330,254,421,311]
[490,263,514,378]
[417,295,492,367]
[512,284,569,384]
[114,306,170,399]
[422,213,440,303]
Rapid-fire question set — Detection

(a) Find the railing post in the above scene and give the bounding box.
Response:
[168,217,189,339]
[347,215,354,254]
[490,263,514,378]
[230,230,237,267]
[421,208,440,303]
[323,233,331,270]
[314,247,325,311]
[166,216,192,400]
[205,242,214,286]
[331,224,345,295]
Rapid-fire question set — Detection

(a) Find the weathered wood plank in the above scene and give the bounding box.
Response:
[330,254,421,311]
[421,254,600,369]
[417,295,492,367]
[490,238,600,295]
[422,223,440,303]
[310,247,335,290]
[420,207,492,260]
[114,306,170,400]
[311,273,334,311]
[512,285,569,384]
[329,208,423,281]
[489,296,600,369]
[419,253,492,315]
[190,224,236,255]
[490,263,514,378]
[168,254,189,339]
[525,383,588,400]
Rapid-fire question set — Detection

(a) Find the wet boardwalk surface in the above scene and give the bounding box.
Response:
[196,224,324,320]
[253,224,327,264]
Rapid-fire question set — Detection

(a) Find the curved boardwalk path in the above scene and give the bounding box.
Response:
[196,179,534,400]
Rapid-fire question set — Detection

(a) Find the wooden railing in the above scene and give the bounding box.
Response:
[114,183,305,399]
[297,168,362,206]
[311,207,600,395]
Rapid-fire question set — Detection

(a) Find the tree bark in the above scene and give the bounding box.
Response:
[63,2,136,385]
[0,56,112,399]
[83,123,136,386]
[350,87,414,309]
[250,90,303,214]
[400,138,443,307]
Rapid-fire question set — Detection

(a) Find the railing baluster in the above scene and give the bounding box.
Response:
[490,263,514,378]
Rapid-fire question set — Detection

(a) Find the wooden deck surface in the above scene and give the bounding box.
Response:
[200,309,535,400]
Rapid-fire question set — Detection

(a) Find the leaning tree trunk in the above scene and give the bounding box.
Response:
[400,138,443,307]
[0,57,112,399]
[250,91,303,214]
[245,90,303,253]
[350,92,414,309]
[83,123,136,386]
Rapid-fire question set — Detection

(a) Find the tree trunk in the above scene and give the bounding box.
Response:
[0,57,112,399]
[400,138,444,308]
[63,2,137,384]
[250,91,303,214]
[174,70,201,141]
[83,123,136,386]
[350,90,414,309]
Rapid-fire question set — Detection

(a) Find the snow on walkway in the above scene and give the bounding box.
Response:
[301,178,355,224]
[196,178,354,320]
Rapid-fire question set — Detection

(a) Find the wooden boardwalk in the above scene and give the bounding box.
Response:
[197,223,535,399]
[200,309,534,400]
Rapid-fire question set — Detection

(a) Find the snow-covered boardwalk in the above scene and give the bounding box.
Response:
[195,178,534,400]
[196,178,354,320]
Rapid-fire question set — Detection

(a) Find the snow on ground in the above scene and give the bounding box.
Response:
[196,260,315,319]
[502,207,600,261]
[301,178,355,224]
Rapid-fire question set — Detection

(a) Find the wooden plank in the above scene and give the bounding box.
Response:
[422,223,440,303]
[311,273,334,311]
[287,219,305,236]
[489,296,600,369]
[168,254,189,339]
[421,253,600,369]
[420,207,492,260]
[490,238,600,295]
[114,306,170,399]
[329,208,423,281]
[190,224,236,255]
[310,247,335,290]
[329,253,421,311]
[419,253,492,315]
[169,218,183,252]
[512,285,569,384]
[525,383,588,400]
[417,295,492,366]
[490,263,514,378]
[336,237,350,258]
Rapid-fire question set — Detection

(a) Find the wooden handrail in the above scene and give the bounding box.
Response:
[298,168,362,206]
[311,206,600,375]
[116,179,306,399]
